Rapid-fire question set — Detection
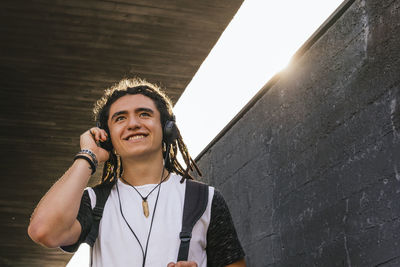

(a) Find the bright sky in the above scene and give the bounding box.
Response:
[174,0,344,158]
[67,0,343,265]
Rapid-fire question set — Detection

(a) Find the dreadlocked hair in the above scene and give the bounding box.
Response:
[93,77,202,185]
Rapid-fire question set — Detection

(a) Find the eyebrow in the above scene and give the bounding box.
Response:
[110,110,128,120]
[110,107,155,120]
[136,107,154,115]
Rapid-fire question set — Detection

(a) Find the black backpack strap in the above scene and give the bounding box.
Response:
[177,179,209,261]
[85,181,113,247]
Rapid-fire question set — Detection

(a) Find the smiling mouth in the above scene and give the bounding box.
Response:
[125,134,147,140]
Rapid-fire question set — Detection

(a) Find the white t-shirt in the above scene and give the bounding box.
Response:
[86,174,214,267]
[61,173,245,267]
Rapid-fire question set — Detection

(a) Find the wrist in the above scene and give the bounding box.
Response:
[74,150,98,175]
[74,156,95,175]
[77,149,98,167]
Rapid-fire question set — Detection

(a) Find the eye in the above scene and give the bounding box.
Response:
[115,116,125,122]
[139,112,151,118]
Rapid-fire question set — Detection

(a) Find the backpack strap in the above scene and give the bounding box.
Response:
[177,179,209,261]
[85,181,113,247]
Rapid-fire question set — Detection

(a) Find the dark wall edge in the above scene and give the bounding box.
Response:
[195,0,356,162]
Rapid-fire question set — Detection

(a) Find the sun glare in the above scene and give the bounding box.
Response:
[174,0,344,158]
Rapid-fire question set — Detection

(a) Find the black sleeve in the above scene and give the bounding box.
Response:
[206,189,245,267]
[60,190,93,253]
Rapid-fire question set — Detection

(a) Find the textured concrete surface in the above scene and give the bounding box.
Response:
[196,0,400,266]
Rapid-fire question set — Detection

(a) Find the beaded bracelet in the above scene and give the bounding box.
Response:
[77,149,98,167]
[74,155,96,175]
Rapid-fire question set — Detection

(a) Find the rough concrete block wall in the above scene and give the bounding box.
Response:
[196,0,400,266]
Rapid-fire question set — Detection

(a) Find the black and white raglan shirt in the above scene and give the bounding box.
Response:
[62,173,245,267]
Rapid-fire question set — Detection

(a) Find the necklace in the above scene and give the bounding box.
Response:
[116,176,163,267]
[120,172,170,217]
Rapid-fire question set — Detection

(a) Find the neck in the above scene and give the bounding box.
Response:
[120,152,166,186]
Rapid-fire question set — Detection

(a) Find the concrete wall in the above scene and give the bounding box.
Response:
[196,0,400,266]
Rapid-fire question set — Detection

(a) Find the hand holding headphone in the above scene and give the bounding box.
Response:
[80,127,111,164]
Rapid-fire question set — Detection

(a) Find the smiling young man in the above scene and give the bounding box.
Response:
[28,78,246,267]
[108,94,164,173]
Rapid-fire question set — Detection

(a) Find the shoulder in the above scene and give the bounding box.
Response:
[210,189,224,206]
[208,189,233,228]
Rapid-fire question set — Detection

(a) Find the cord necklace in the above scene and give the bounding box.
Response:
[120,172,170,217]
[116,169,169,267]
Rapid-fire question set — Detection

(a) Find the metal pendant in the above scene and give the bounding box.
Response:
[142,200,150,218]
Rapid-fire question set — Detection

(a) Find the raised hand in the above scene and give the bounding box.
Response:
[80,127,110,163]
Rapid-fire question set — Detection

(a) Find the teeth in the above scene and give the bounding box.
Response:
[128,135,145,140]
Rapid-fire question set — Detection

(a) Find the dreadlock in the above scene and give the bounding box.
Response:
[93,77,201,185]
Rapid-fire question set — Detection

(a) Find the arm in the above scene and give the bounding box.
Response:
[27,128,109,248]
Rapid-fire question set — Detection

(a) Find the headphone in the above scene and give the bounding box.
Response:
[162,117,178,163]
[163,116,178,145]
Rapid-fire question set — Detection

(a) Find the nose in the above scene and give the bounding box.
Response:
[127,115,141,130]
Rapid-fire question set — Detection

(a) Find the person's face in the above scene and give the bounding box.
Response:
[107,94,163,160]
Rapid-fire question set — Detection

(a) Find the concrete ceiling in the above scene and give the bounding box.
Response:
[0,0,243,266]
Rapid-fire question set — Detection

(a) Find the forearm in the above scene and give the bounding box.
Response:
[28,158,92,247]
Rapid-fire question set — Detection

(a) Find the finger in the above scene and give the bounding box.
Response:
[89,129,96,139]
[175,262,197,267]
[167,263,175,267]
[90,127,102,142]
[92,127,107,142]
[185,261,197,267]
[100,129,108,141]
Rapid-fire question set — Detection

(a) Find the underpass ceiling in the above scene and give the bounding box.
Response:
[0,0,243,265]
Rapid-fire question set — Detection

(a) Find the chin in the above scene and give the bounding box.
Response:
[122,148,161,159]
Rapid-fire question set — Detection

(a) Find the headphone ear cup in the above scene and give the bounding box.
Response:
[100,136,113,151]
[97,121,113,151]
[163,120,178,145]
